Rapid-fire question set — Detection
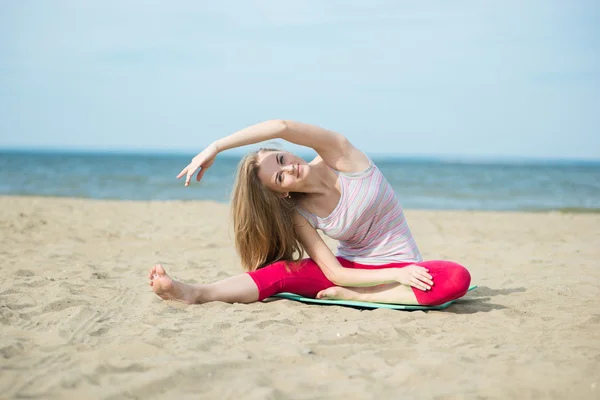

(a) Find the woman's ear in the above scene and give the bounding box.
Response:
[282,192,290,198]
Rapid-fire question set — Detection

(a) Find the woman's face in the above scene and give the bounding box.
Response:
[257,150,308,194]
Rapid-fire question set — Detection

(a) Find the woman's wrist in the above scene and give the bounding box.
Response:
[390,268,405,284]
[210,141,222,154]
[373,268,404,286]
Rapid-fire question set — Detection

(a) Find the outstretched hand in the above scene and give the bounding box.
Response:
[177,144,218,186]
[396,265,433,291]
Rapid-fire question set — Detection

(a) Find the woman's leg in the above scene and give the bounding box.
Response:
[149,259,471,306]
[317,283,419,304]
[320,260,472,306]
[248,258,471,305]
[149,264,259,304]
[149,259,327,304]
[412,260,472,305]
[247,258,334,301]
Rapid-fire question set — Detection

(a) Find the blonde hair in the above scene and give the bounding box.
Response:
[231,149,304,271]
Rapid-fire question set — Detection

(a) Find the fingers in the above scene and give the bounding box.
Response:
[417,267,432,278]
[178,155,212,185]
[415,267,433,284]
[416,270,434,286]
[177,163,197,184]
[176,166,188,179]
[410,278,431,291]
[411,266,433,291]
[184,168,198,187]
[177,165,209,186]
[196,167,207,182]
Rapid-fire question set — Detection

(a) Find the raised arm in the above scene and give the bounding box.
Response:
[215,120,369,173]
[178,120,369,186]
[294,213,433,290]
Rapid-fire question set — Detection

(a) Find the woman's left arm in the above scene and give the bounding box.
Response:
[179,120,369,186]
[294,213,433,290]
[214,120,370,172]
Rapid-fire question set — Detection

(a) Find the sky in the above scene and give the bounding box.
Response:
[1,0,599,160]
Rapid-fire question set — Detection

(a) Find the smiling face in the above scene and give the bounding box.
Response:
[257,150,308,194]
[231,149,305,272]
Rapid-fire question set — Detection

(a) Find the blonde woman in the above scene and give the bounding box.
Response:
[149,120,471,306]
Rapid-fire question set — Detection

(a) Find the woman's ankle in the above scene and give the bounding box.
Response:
[191,284,210,304]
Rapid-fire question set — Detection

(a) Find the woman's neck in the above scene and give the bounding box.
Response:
[296,158,338,196]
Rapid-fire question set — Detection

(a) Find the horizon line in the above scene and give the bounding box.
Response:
[1,146,600,165]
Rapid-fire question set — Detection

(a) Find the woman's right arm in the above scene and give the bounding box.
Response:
[178,120,370,186]
[294,214,433,290]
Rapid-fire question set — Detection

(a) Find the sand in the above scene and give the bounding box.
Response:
[1,196,599,399]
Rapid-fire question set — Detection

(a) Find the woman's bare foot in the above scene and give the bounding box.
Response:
[317,286,360,301]
[316,283,419,305]
[148,264,200,304]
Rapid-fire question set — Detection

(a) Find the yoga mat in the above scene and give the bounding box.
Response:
[271,285,478,310]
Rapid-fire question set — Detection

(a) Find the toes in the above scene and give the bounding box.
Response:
[317,288,336,299]
[155,264,166,276]
[317,287,359,301]
[149,264,164,278]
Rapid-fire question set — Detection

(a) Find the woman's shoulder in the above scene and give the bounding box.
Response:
[312,150,373,176]
[293,205,319,229]
[313,145,371,174]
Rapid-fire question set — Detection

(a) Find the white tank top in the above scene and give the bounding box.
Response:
[296,160,422,265]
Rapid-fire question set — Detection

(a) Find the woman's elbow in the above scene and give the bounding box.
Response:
[268,119,288,134]
[324,270,345,286]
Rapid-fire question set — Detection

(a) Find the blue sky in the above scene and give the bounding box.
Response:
[1,1,599,160]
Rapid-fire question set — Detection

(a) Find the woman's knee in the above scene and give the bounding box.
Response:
[415,261,471,305]
[436,261,471,294]
[449,264,471,296]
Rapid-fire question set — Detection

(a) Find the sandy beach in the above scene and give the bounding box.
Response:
[1,196,599,399]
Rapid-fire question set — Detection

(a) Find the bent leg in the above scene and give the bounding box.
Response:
[247,258,334,301]
[317,283,419,305]
[412,260,471,305]
[249,258,419,304]
[319,259,471,306]
[249,258,470,306]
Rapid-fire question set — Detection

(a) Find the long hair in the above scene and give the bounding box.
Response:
[231,149,304,271]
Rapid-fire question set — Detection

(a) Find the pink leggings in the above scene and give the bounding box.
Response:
[247,257,471,306]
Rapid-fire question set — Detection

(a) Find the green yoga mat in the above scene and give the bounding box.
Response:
[271,285,477,310]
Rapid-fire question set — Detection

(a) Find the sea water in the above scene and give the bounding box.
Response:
[1,150,599,211]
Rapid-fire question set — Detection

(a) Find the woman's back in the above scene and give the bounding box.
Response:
[296,160,422,265]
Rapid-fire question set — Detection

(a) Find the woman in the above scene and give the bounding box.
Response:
[149,120,471,306]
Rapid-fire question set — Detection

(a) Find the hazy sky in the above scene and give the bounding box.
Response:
[1,1,599,159]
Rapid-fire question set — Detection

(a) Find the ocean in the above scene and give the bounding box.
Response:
[1,150,599,212]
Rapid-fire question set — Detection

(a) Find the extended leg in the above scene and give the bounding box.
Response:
[149,264,259,304]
